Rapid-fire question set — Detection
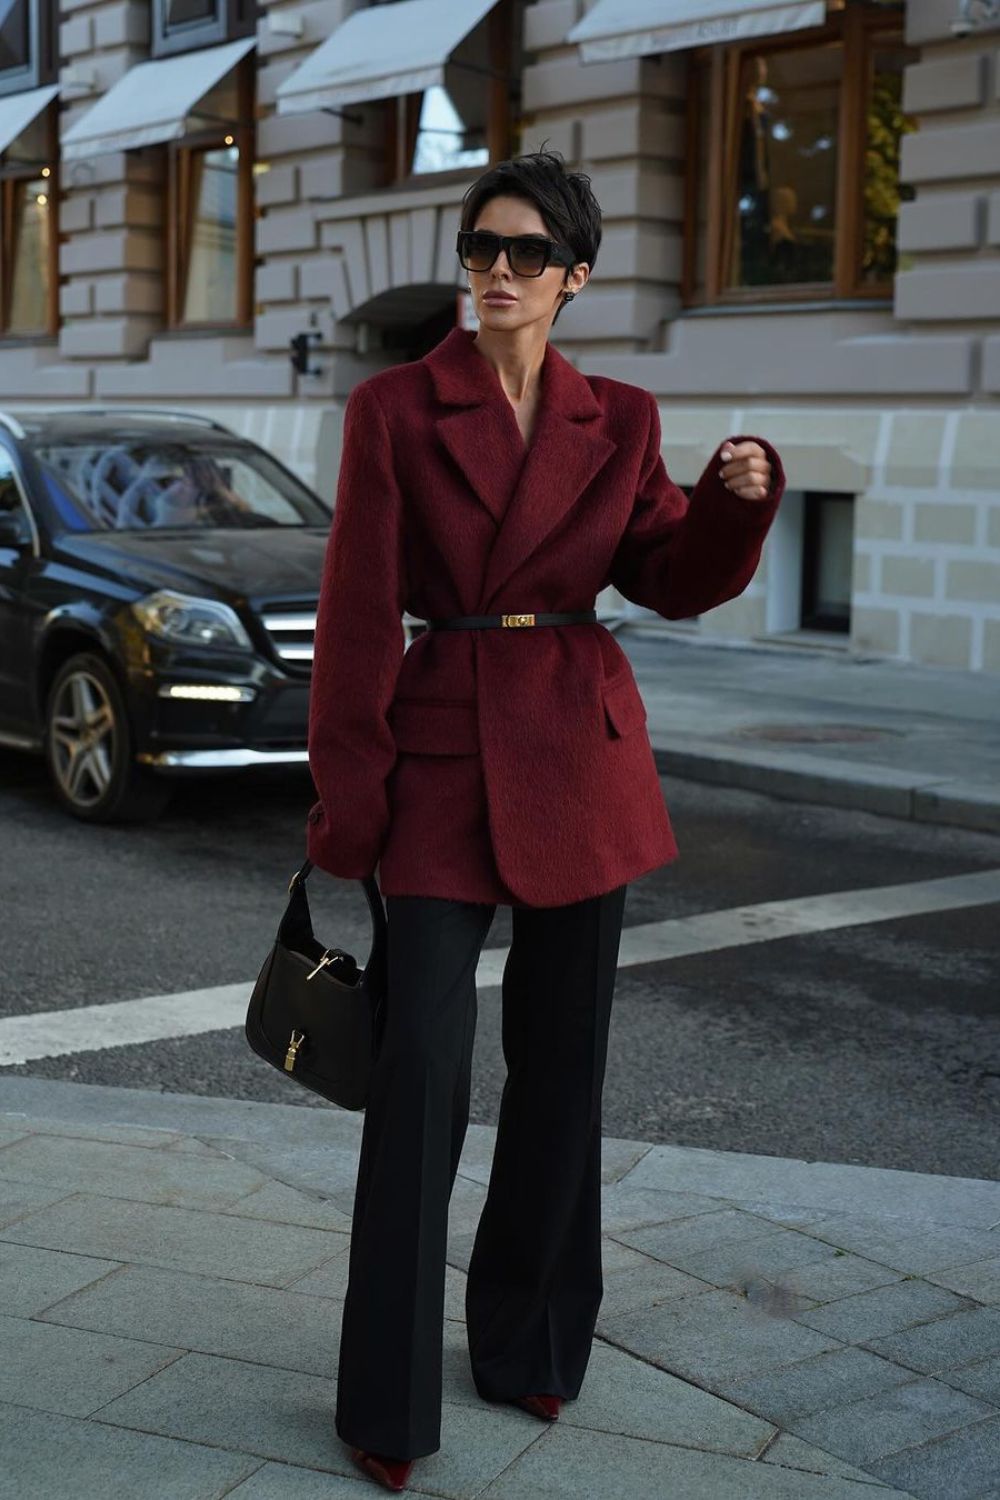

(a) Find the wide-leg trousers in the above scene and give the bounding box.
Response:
[333,882,628,1460]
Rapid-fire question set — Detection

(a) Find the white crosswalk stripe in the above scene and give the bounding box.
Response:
[0,868,997,1067]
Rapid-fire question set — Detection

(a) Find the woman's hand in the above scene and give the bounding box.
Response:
[719,440,772,501]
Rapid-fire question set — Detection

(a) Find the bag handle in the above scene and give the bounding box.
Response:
[283,860,388,991]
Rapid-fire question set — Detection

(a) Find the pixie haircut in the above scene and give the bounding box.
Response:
[459,147,602,325]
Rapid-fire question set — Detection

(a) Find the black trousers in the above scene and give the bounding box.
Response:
[334,882,628,1459]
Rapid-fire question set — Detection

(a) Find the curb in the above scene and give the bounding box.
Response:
[651,738,1000,836]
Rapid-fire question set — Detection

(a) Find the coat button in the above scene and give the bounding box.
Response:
[307,806,322,824]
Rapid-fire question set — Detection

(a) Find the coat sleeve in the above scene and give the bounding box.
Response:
[305,380,406,879]
[606,389,785,620]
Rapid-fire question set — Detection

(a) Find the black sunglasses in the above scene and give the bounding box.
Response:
[456,230,578,279]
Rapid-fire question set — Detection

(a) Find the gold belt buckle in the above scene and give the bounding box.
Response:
[501,613,535,628]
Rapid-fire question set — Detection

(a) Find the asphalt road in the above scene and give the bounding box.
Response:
[1,744,998,1180]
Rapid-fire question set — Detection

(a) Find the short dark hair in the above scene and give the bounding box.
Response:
[459,146,602,325]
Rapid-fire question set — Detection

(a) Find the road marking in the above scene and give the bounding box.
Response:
[1,868,997,1067]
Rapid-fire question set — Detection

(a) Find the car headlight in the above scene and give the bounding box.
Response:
[131,589,254,651]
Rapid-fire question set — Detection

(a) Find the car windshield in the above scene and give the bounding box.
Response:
[30,434,330,533]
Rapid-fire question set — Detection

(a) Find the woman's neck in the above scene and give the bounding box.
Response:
[471,325,548,406]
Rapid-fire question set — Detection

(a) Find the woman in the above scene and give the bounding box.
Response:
[306,149,785,1492]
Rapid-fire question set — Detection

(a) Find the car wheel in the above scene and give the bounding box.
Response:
[44,651,172,823]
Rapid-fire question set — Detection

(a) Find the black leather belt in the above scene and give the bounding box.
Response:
[424,610,598,630]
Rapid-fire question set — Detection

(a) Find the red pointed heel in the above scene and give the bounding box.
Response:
[511,1393,562,1420]
[350,1447,415,1492]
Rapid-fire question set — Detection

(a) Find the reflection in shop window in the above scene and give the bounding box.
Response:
[182,144,239,323]
[686,4,917,305]
[0,0,54,95]
[0,0,29,73]
[152,0,254,58]
[411,84,489,175]
[7,175,49,332]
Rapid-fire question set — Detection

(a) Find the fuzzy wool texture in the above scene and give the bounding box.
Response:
[306,325,786,908]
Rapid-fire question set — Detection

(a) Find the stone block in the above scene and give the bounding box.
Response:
[855,498,903,540]
[895,264,1000,321]
[986,191,1000,246]
[982,617,1000,671]
[938,1354,1000,1404]
[93,5,151,47]
[256,205,318,256]
[94,274,162,315]
[524,0,578,51]
[900,118,1000,183]
[60,228,159,277]
[881,555,935,598]
[256,162,299,209]
[59,316,158,360]
[256,260,299,303]
[58,11,92,56]
[951,410,1000,489]
[524,55,644,113]
[902,52,986,113]
[897,194,981,253]
[95,187,161,230]
[946,559,1000,604]
[910,611,973,669]
[59,279,93,317]
[255,306,320,353]
[906,0,975,45]
[59,193,93,234]
[299,154,345,202]
[913,502,977,544]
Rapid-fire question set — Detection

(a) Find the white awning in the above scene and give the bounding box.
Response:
[0,83,59,157]
[61,36,255,161]
[276,0,497,114]
[567,0,827,61]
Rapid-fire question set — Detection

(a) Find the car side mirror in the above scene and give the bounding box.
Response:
[0,510,29,549]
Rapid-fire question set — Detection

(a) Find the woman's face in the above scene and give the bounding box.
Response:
[467,194,589,335]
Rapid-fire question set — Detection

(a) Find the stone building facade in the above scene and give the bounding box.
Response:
[1,0,997,671]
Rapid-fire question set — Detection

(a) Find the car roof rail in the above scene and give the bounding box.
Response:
[0,405,237,436]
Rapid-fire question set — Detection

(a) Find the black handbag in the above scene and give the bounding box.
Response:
[244,858,388,1110]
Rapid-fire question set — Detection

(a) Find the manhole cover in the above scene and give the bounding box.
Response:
[732,723,898,744]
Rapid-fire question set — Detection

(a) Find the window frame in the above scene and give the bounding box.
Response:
[163,54,255,332]
[0,98,58,339]
[0,0,56,98]
[380,0,519,187]
[682,2,915,308]
[151,0,256,61]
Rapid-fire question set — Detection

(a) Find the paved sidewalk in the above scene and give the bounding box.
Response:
[619,629,1000,835]
[2,1077,999,1499]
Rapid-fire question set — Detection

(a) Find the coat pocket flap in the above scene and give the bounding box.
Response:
[602,673,647,737]
[389,698,480,756]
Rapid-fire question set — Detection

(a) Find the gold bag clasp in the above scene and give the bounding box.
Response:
[284,1029,306,1072]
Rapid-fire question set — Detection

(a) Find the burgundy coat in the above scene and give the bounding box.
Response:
[306,325,785,907]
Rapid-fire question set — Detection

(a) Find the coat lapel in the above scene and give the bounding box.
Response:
[424,327,617,609]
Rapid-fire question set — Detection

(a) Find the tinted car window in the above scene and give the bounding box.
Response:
[29,437,330,533]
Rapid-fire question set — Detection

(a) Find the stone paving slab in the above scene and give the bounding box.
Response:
[476,1421,912,1499]
[2,1193,338,1287]
[0,1312,182,1417]
[0,1239,120,1318]
[0,1402,263,1500]
[865,1415,1000,1500]
[38,1262,347,1378]
[9,1076,1000,1497]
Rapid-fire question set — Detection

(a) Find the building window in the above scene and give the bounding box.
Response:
[684,1,918,305]
[801,491,854,632]
[152,0,256,59]
[165,58,253,328]
[0,0,55,96]
[0,100,56,336]
[380,0,523,183]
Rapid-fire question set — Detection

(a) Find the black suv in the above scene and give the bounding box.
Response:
[0,406,339,822]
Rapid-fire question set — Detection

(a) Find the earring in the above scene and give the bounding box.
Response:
[563,290,576,301]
